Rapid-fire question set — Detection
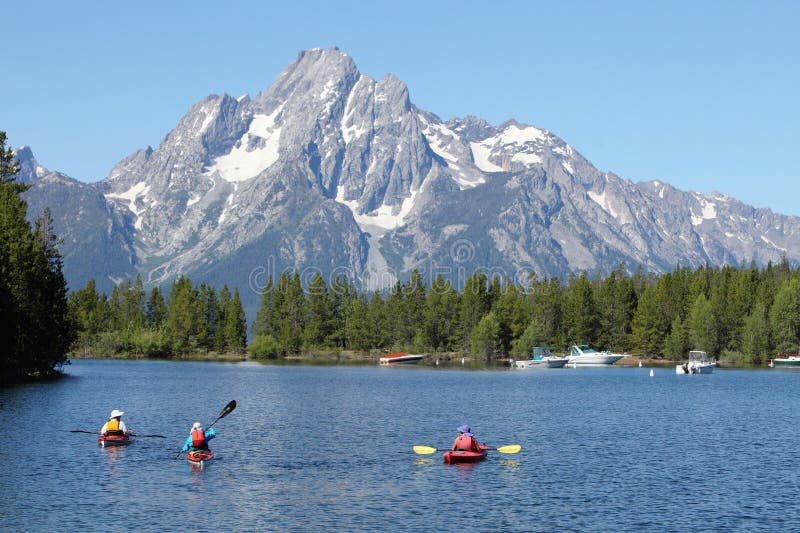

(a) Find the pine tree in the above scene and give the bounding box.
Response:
[367,291,389,350]
[269,271,305,354]
[492,281,522,354]
[459,271,489,352]
[251,275,275,337]
[166,276,201,355]
[69,280,103,355]
[304,273,333,348]
[688,293,716,354]
[197,283,220,351]
[471,311,500,359]
[215,285,231,352]
[327,274,352,348]
[401,269,426,346]
[223,288,247,353]
[664,315,689,360]
[424,275,459,351]
[146,286,167,328]
[742,303,770,364]
[564,272,600,346]
[345,293,370,351]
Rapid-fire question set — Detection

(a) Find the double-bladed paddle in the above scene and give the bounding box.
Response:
[69,429,165,438]
[412,444,521,455]
[175,400,237,459]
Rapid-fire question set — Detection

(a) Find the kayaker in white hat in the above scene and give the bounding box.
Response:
[100,409,130,437]
[451,424,481,452]
[181,422,216,453]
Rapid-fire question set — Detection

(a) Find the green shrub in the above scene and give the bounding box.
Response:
[130,327,173,358]
[248,335,282,359]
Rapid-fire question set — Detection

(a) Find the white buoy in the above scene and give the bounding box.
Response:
[638,361,642,368]
[461,357,465,365]
[435,359,439,366]
[649,369,654,377]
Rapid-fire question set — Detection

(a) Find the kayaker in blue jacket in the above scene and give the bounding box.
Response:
[182,422,216,452]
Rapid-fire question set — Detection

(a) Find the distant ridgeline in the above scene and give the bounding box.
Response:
[1,132,73,383]
[69,260,800,365]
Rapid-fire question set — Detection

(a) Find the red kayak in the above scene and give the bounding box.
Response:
[98,434,132,447]
[187,449,214,466]
[443,444,488,464]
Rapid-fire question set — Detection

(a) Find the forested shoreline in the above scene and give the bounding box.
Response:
[4,127,800,379]
[69,260,800,366]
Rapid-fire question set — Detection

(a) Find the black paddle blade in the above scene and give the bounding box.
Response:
[206,400,237,430]
[220,400,236,418]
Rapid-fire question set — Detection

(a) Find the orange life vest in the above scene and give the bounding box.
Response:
[105,418,124,436]
[191,429,207,448]
[454,434,478,451]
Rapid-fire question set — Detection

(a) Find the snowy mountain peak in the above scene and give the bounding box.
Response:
[18,47,800,316]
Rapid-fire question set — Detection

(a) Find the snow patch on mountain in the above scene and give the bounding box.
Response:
[470,141,504,172]
[588,189,618,219]
[761,235,787,251]
[691,196,718,226]
[205,106,283,182]
[105,181,150,229]
[422,122,459,163]
[499,124,548,145]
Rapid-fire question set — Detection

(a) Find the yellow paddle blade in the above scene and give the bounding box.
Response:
[412,445,438,454]
[496,444,521,454]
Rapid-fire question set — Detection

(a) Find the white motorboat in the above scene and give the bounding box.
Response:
[513,346,568,369]
[675,350,716,374]
[566,344,625,366]
[769,351,800,368]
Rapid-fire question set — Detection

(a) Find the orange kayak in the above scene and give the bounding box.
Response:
[186,449,213,466]
[98,434,132,447]
[443,445,488,464]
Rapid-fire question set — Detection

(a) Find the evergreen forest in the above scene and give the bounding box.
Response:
[1,132,73,382]
[69,261,800,365]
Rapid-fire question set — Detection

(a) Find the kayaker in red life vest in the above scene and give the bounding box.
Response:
[100,409,130,436]
[182,422,216,452]
[451,424,481,452]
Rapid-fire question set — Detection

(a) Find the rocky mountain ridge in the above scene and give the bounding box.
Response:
[18,47,800,317]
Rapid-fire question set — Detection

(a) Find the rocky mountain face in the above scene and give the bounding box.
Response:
[20,47,800,316]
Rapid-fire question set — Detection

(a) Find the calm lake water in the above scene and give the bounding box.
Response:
[1,360,798,532]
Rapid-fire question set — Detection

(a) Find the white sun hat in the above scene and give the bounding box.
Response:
[110,409,124,418]
[192,422,203,431]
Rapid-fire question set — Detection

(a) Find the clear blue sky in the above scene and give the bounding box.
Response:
[4,0,799,215]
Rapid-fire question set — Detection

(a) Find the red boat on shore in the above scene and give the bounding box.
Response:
[379,352,424,365]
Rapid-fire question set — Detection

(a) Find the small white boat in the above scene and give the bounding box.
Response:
[566,344,624,366]
[675,350,716,374]
[512,346,568,369]
[769,352,800,368]
[379,352,424,365]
